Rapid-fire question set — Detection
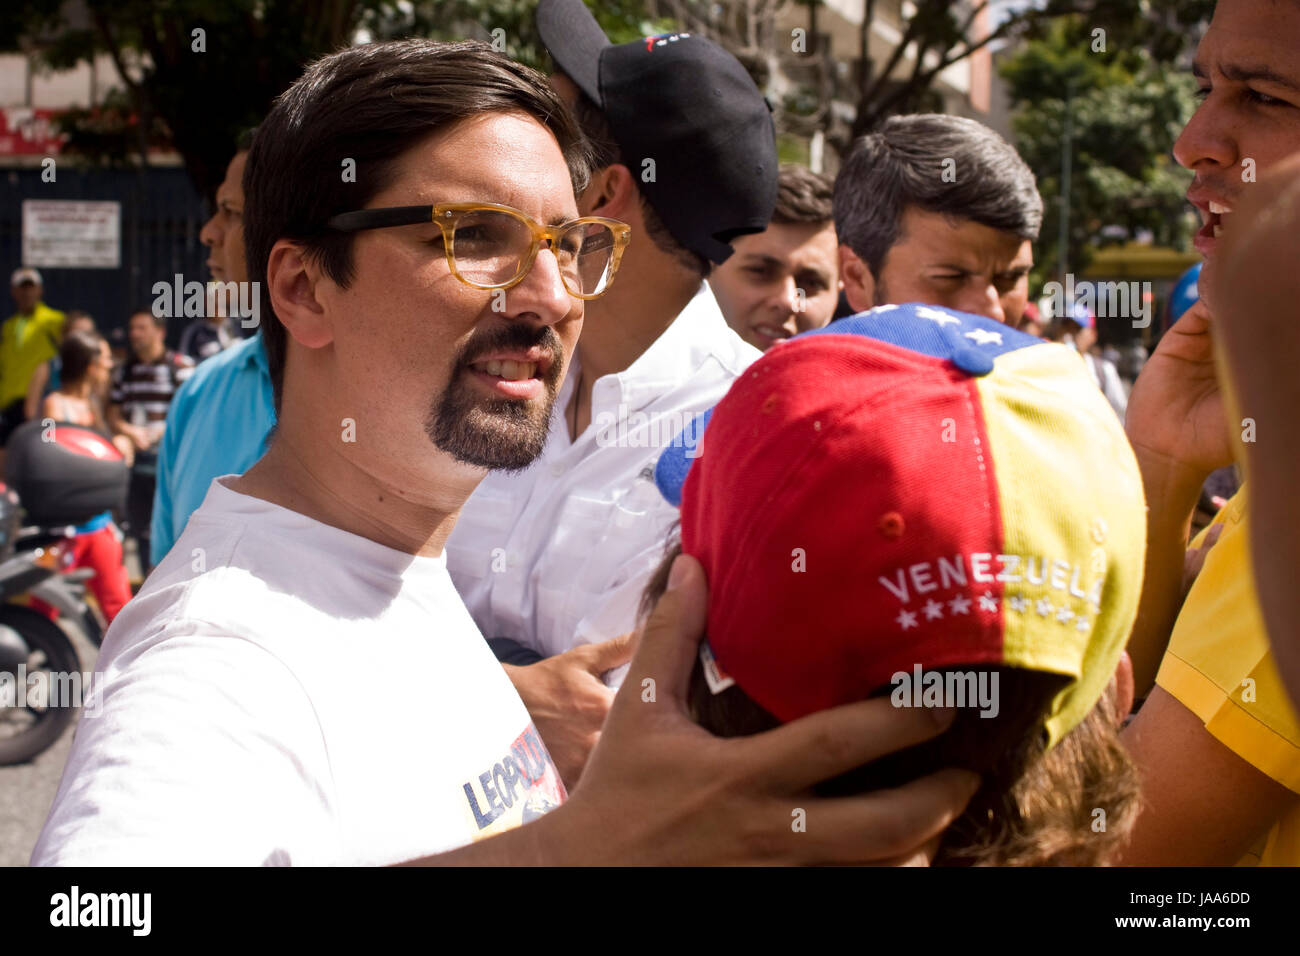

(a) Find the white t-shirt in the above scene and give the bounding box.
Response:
[31,477,565,866]
[447,284,758,668]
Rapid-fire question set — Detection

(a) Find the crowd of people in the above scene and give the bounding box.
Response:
[4,0,1296,867]
[0,194,260,613]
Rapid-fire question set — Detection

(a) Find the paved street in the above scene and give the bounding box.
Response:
[0,571,119,866]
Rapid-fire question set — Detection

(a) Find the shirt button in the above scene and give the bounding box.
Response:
[549,462,565,477]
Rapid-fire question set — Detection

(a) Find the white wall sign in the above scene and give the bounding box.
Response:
[22,200,121,269]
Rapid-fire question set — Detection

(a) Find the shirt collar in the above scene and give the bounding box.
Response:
[592,284,747,414]
[245,332,269,373]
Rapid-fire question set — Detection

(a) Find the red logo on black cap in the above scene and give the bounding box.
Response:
[644,32,691,51]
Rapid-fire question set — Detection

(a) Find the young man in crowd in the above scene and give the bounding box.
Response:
[0,267,64,447]
[445,0,776,785]
[647,303,1147,865]
[32,39,977,867]
[833,113,1041,328]
[1118,0,1300,865]
[151,129,277,568]
[709,164,840,350]
[107,309,195,575]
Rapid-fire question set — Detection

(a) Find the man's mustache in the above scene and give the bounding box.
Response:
[456,324,565,387]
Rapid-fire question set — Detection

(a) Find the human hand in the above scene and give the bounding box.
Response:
[111,434,135,466]
[1125,298,1232,484]
[129,425,153,451]
[545,554,981,865]
[505,633,633,788]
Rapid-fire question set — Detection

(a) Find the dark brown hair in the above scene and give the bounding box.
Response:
[834,113,1042,277]
[640,537,1140,866]
[59,329,105,385]
[243,40,593,412]
[773,164,833,226]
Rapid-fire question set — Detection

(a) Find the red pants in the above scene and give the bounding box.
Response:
[30,525,132,626]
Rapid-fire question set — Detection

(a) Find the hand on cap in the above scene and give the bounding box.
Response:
[504,632,633,789]
[545,553,981,865]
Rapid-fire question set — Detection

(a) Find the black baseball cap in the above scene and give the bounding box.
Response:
[537,0,777,265]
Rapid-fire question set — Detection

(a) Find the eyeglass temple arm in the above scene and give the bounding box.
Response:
[324,206,435,232]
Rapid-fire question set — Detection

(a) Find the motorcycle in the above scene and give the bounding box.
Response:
[0,419,127,765]
[0,495,103,764]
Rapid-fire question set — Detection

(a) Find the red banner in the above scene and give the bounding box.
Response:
[0,108,69,156]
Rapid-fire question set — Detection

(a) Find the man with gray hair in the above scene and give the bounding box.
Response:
[833,113,1043,327]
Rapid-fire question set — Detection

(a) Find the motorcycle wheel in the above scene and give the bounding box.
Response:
[0,604,82,765]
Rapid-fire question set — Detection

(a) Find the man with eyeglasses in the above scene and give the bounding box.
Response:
[32,39,977,866]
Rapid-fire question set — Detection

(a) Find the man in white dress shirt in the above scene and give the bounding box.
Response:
[446,0,777,784]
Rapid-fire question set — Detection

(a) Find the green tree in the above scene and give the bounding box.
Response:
[0,0,655,199]
[1000,16,1200,286]
[640,0,1212,161]
[411,0,661,70]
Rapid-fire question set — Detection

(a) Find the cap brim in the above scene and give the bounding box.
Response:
[536,0,609,106]
[654,407,713,507]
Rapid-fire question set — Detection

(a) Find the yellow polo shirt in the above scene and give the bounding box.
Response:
[1155,485,1300,865]
[0,302,65,408]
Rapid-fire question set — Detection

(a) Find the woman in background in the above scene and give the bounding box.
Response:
[38,330,133,624]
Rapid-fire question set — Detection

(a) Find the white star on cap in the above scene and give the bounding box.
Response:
[1076,617,1091,633]
[1008,594,1029,613]
[948,594,972,615]
[915,306,959,325]
[978,592,999,612]
[1056,607,1076,624]
[964,328,1004,346]
[1036,598,1054,617]
[897,609,918,630]
[923,599,944,621]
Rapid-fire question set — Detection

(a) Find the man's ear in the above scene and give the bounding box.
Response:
[580,164,638,220]
[266,240,333,349]
[839,244,877,313]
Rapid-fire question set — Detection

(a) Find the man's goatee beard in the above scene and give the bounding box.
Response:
[426,324,566,471]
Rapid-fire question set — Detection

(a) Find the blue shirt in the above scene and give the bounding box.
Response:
[150,333,275,566]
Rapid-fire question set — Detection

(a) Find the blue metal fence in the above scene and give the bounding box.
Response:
[0,165,209,350]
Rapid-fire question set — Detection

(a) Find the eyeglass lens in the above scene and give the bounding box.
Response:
[450,209,617,296]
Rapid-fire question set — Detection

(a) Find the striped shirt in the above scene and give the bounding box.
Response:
[110,349,194,427]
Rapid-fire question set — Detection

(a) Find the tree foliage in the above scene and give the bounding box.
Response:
[0,0,658,199]
[1,0,1215,200]
[1000,16,1200,283]
[644,0,1213,151]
